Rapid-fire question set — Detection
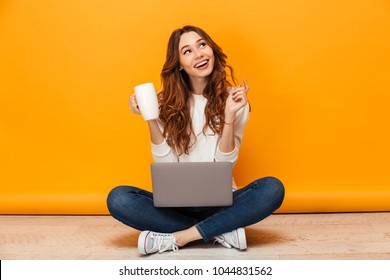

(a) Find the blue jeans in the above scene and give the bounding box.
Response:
[106,176,284,242]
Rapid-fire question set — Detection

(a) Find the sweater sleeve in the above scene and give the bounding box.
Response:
[215,103,250,165]
[150,120,178,162]
[151,139,178,162]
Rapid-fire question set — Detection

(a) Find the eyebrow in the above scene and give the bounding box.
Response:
[180,38,204,52]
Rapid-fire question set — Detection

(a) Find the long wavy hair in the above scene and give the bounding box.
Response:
[159,25,237,155]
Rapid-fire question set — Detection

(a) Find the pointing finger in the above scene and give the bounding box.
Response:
[244,78,249,92]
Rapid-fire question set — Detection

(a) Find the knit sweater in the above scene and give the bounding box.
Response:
[151,94,249,166]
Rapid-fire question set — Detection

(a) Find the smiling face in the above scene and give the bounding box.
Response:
[178,31,215,85]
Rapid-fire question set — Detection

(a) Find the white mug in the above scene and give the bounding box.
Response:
[134,82,159,121]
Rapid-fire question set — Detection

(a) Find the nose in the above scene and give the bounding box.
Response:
[194,48,203,59]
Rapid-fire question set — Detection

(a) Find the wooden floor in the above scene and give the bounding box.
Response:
[1,213,389,260]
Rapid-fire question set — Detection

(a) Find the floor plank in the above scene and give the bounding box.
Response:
[1,213,389,260]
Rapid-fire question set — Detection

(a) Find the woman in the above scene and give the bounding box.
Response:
[107,25,285,255]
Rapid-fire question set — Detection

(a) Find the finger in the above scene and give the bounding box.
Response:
[132,107,141,114]
[231,87,245,96]
[129,96,135,108]
[129,94,141,113]
[130,94,137,103]
[233,91,248,102]
[232,88,246,98]
[129,97,134,111]
[243,78,249,92]
[232,91,245,101]
[129,104,136,113]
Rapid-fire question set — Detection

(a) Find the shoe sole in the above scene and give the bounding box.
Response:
[236,228,247,250]
[138,230,151,255]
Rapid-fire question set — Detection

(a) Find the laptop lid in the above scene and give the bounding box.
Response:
[151,162,233,207]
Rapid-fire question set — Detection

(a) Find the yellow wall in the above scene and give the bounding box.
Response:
[1,0,390,214]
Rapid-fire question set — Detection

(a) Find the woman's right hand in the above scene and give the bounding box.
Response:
[129,94,141,115]
[129,94,159,126]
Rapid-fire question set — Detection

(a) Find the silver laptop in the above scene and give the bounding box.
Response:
[151,162,233,207]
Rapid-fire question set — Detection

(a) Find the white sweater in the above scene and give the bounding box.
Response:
[151,94,249,166]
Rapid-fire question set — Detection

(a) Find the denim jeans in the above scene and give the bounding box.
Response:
[106,176,285,242]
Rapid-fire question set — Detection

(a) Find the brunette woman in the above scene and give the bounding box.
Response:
[107,25,284,255]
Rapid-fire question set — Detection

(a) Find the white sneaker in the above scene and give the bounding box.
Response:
[214,228,247,250]
[138,231,179,255]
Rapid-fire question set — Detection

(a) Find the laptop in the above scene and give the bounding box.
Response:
[151,162,233,207]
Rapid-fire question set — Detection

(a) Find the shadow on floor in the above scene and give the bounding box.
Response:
[108,227,288,250]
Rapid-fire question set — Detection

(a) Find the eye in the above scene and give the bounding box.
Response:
[183,49,191,55]
[199,42,207,48]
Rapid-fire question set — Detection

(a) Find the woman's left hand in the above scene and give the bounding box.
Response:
[225,79,249,119]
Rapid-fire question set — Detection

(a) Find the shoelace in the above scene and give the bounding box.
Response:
[214,235,233,248]
[151,234,179,253]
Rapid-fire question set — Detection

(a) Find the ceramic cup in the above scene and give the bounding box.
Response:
[134,82,159,121]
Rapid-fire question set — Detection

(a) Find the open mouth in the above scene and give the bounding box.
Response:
[194,60,209,69]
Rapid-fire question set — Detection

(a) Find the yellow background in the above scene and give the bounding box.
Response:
[1,0,390,214]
